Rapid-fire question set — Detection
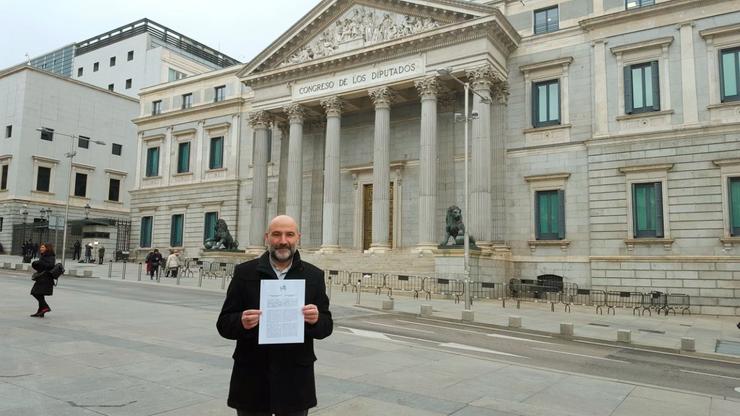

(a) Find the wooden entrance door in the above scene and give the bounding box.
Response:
[362,182,394,251]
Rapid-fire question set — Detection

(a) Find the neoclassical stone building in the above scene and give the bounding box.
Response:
[131,0,740,315]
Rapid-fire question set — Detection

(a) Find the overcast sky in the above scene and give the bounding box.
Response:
[0,0,320,69]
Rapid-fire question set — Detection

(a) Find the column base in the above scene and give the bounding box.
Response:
[244,245,266,256]
[475,241,494,256]
[366,243,391,254]
[413,243,438,255]
[318,244,341,254]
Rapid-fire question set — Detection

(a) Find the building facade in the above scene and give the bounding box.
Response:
[0,66,139,258]
[131,0,740,315]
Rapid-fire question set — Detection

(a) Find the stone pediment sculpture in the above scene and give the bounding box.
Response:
[280,5,441,67]
[440,205,476,247]
[204,219,239,250]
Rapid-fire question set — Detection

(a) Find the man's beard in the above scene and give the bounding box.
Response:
[269,244,296,262]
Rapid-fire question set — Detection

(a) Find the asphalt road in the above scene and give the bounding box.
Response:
[8,272,740,401]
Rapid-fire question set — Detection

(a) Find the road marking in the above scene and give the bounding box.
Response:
[395,319,488,335]
[486,334,552,344]
[342,327,392,340]
[531,348,630,364]
[679,370,740,381]
[439,342,526,358]
[361,321,435,334]
[415,316,553,338]
[574,339,740,365]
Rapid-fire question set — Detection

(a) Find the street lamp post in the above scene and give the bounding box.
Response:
[20,204,29,257]
[436,68,491,311]
[37,128,106,267]
[40,207,51,244]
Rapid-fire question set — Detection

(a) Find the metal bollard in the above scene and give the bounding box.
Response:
[517,299,521,309]
[327,275,332,300]
[502,297,506,308]
[108,260,113,279]
[176,270,181,285]
[198,267,203,287]
[138,263,142,281]
[355,279,362,305]
[221,274,226,290]
[550,302,555,312]
[121,260,127,280]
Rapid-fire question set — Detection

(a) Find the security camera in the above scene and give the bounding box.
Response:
[470,111,480,119]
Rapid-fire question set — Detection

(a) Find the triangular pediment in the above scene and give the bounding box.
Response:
[240,0,495,77]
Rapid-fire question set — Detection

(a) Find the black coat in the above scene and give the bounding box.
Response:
[216,251,333,413]
[30,253,56,296]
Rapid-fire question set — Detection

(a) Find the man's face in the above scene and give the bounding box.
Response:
[266,221,300,263]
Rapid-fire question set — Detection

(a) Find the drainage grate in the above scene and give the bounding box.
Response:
[588,323,610,327]
[716,339,740,356]
[638,328,666,334]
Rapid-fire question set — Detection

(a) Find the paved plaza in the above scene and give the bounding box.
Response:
[1,262,740,415]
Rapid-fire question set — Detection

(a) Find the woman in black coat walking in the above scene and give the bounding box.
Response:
[30,243,56,318]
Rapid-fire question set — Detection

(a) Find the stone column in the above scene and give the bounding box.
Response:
[414,77,440,253]
[135,132,144,186]
[194,121,205,181]
[246,111,272,253]
[368,87,393,252]
[466,65,495,249]
[320,97,343,252]
[679,23,699,126]
[592,40,608,137]
[491,81,509,243]
[284,104,305,228]
[163,127,173,186]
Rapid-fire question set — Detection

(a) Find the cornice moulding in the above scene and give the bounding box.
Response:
[610,36,674,55]
[618,163,674,174]
[519,57,573,74]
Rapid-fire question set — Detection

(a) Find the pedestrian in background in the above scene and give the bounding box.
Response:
[30,243,56,318]
[166,250,181,278]
[84,244,92,263]
[145,249,162,280]
[98,245,105,264]
[73,240,81,260]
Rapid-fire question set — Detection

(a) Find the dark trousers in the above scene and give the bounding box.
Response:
[32,294,49,310]
[149,265,158,279]
[237,410,308,416]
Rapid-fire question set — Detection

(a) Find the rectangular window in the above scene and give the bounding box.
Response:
[127,50,134,61]
[535,190,565,240]
[40,127,53,141]
[632,182,664,238]
[152,100,162,115]
[1,165,8,190]
[108,83,114,92]
[110,56,116,67]
[36,166,51,192]
[626,0,654,9]
[182,93,192,109]
[177,142,191,173]
[720,47,740,103]
[5,125,11,138]
[108,178,120,202]
[168,68,186,81]
[729,178,740,236]
[534,6,558,35]
[625,61,660,114]
[170,214,184,247]
[0,217,3,232]
[125,78,132,89]
[140,216,153,248]
[78,136,90,149]
[146,147,160,177]
[532,79,560,127]
[93,62,99,72]
[112,143,122,156]
[74,172,87,197]
[204,212,218,242]
[214,85,226,102]
[77,67,83,77]
[209,136,224,169]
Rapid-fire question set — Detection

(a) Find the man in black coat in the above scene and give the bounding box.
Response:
[217,215,332,416]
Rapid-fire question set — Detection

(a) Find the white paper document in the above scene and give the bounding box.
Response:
[258,279,306,344]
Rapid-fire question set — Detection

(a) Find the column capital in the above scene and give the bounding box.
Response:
[466,64,499,92]
[438,92,457,113]
[248,111,272,129]
[277,122,289,138]
[320,96,343,117]
[414,76,441,100]
[283,103,306,124]
[491,80,509,105]
[369,86,394,108]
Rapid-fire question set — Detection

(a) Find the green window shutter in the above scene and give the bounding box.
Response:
[534,191,541,240]
[170,214,184,246]
[654,182,664,238]
[650,61,660,111]
[210,137,224,169]
[624,65,633,114]
[140,217,152,247]
[730,178,740,236]
[532,82,539,128]
[178,142,190,173]
[204,212,218,242]
[557,189,565,240]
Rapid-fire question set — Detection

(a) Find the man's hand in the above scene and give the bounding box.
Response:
[241,309,262,330]
[303,304,319,325]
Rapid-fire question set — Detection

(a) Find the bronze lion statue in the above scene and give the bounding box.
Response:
[440,205,475,246]
[204,219,238,250]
